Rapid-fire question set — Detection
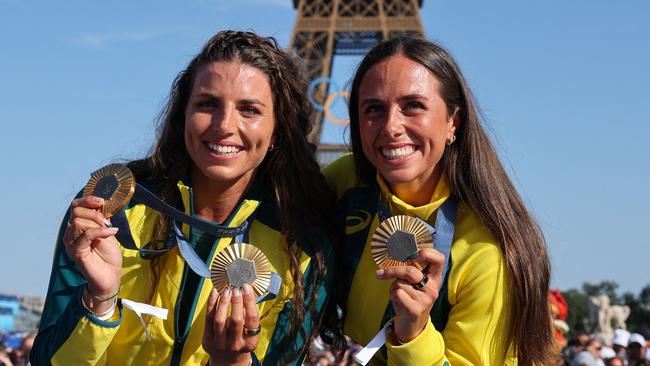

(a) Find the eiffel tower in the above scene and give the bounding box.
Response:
[289,0,425,144]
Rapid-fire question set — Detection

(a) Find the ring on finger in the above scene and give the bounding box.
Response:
[243,326,261,336]
[413,272,429,289]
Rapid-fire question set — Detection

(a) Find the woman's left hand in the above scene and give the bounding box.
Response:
[376,248,446,343]
[203,284,261,366]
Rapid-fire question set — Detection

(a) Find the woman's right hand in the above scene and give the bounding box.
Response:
[63,196,122,310]
[203,285,261,366]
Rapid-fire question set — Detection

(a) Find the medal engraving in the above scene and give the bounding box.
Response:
[371,215,433,269]
[226,258,257,288]
[387,230,418,262]
[92,175,119,200]
[83,164,135,216]
[211,243,272,298]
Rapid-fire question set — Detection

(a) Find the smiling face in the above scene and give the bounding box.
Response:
[358,55,458,199]
[184,61,275,190]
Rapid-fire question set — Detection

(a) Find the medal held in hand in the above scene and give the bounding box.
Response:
[211,243,272,298]
[371,215,433,269]
[83,164,135,216]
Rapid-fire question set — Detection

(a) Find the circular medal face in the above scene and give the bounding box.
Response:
[371,215,433,269]
[211,243,272,298]
[83,164,135,217]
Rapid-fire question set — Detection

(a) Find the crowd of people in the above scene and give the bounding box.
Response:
[560,330,650,366]
[0,332,34,366]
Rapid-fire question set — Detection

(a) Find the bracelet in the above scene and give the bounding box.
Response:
[386,321,409,345]
[81,291,117,318]
[85,284,120,308]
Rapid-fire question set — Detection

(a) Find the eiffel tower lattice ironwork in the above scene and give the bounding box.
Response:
[289,0,425,143]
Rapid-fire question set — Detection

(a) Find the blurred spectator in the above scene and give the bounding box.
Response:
[628,333,647,366]
[605,356,625,366]
[572,338,605,366]
[612,329,630,360]
[304,335,362,366]
[2,333,34,366]
[600,346,616,360]
[645,333,650,362]
[0,349,13,366]
[564,333,593,366]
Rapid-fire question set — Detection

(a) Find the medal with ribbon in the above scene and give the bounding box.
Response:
[82,164,282,334]
[355,196,458,365]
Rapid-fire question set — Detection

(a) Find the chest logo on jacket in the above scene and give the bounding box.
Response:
[346,209,372,235]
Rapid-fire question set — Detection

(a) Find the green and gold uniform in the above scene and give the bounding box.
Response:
[32,179,334,365]
[323,155,516,365]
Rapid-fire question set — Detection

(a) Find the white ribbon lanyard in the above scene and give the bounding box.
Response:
[354,322,393,366]
[121,298,169,341]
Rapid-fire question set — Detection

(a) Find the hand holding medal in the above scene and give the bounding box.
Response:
[372,215,446,344]
[63,164,133,315]
[203,244,271,365]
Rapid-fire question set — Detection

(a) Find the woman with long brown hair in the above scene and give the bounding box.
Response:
[32,30,337,365]
[323,36,555,365]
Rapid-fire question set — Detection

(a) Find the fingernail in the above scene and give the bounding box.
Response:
[91,196,104,204]
[104,218,112,227]
[242,284,251,295]
[108,227,119,233]
[223,288,231,297]
[376,269,385,277]
[233,287,241,297]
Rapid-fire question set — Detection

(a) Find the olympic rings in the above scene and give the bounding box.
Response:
[308,77,350,126]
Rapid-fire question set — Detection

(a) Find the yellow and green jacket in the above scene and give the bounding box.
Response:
[32,178,334,365]
[323,155,516,366]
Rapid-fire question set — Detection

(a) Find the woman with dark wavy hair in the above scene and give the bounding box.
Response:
[33,30,337,365]
[323,36,556,365]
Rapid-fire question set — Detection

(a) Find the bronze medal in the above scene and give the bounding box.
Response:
[371,215,433,269]
[83,164,135,217]
[211,243,272,298]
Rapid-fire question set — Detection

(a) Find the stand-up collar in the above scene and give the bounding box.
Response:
[376,172,451,223]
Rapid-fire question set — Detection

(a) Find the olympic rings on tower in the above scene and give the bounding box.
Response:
[308,77,350,126]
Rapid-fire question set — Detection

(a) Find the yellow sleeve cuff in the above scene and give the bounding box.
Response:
[386,319,448,366]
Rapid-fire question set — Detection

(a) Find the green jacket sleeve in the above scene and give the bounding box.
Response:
[31,209,123,366]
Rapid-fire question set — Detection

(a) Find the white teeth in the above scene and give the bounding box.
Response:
[206,143,242,154]
[381,146,415,159]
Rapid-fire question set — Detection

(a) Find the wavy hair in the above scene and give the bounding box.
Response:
[129,30,338,363]
[347,36,556,365]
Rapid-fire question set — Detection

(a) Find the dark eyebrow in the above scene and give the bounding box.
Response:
[194,92,220,100]
[239,98,267,108]
[360,97,383,107]
[193,93,267,108]
[398,94,429,102]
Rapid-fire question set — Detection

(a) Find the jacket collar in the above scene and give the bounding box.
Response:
[175,179,262,233]
[376,172,451,223]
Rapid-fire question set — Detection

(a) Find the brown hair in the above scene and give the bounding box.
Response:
[348,36,555,365]
[129,30,337,363]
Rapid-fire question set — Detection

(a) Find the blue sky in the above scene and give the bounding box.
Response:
[1,0,648,297]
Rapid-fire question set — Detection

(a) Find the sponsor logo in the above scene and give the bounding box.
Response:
[345,209,372,234]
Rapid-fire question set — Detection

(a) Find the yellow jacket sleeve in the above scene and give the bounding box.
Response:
[385,241,515,365]
[51,293,122,365]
